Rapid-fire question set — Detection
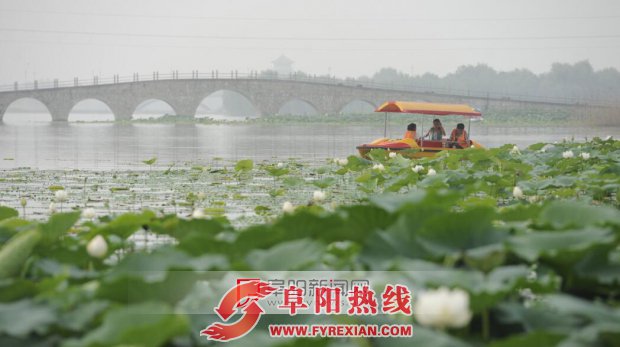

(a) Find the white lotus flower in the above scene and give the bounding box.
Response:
[282,201,295,213]
[389,152,397,158]
[372,163,385,171]
[527,195,540,204]
[604,135,612,141]
[519,288,536,301]
[55,190,68,202]
[192,209,205,219]
[527,270,538,282]
[580,152,590,160]
[82,208,96,219]
[540,144,554,153]
[513,186,524,199]
[48,202,57,214]
[86,235,108,258]
[509,145,521,155]
[276,162,284,168]
[330,241,350,251]
[414,287,472,329]
[427,168,437,176]
[82,280,99,293]
[562,150,574,159]
[337,158,348,166]
[412,165,424,173]
[313,190,326,202]
[519,287,537,307]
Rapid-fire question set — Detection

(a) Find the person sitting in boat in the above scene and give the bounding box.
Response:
[404,123,417,140]
[448,123,469,148]
[423,119,445,140]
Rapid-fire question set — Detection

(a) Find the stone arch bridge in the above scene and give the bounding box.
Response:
[0,77,604,121]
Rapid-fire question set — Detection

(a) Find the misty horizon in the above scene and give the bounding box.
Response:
[1,0,619,84]
[1,58,618,85]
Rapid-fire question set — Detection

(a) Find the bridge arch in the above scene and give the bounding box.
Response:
[278,98,320,116]
[196,89,260,119]
[1,97,52,123]
[68,98,115,122]
[132,99,178,120]
[338,99,377,114]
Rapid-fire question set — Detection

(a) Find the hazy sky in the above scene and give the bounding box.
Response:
[1,0,620,85]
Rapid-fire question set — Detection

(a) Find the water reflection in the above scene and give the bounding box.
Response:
[0,120,618,170]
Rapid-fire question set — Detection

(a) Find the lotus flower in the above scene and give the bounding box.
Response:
[580,152,590,160]
[48,202,57,214]
[55,190,68,202]
[313,190,326,202]
[562,150,574,159]
[192,209,205,219]
[372,163,385,171]
[510,145,521,155]
[518,288,537,307]
[513,186,524,199]
[87,235,108,258]
[82,208,96,219]
[412,165,424,173]
[276,162,284,168]
[282,201,295,213]
[414,287,472,329]
[427,168,437,176]
[389,152,397,158]
[337,158,348,166]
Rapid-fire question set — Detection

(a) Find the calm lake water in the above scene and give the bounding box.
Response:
[1,118,619,170]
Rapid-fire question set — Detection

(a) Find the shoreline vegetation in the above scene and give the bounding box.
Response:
[69,108,619,127]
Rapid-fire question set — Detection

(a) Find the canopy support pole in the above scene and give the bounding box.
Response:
[420,119,424,148]
[467,118,471,146]
[383,112,388,138]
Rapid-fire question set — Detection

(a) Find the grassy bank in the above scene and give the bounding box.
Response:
[72,105,619,127]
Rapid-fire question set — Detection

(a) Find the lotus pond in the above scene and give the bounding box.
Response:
[0,137,619,346]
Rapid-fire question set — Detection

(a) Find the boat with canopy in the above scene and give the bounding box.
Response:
[356,101,484,159]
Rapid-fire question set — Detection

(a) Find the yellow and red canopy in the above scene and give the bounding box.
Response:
[375,101,482,117]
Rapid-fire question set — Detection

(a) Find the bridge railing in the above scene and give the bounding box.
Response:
[0,71,616,108]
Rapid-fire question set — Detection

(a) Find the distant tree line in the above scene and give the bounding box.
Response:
[356,61,620,104]
[260,61,619,105]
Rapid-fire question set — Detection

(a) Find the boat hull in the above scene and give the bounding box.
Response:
[356,140,484,159]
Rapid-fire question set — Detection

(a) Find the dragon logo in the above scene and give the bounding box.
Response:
[200,279,277,342]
